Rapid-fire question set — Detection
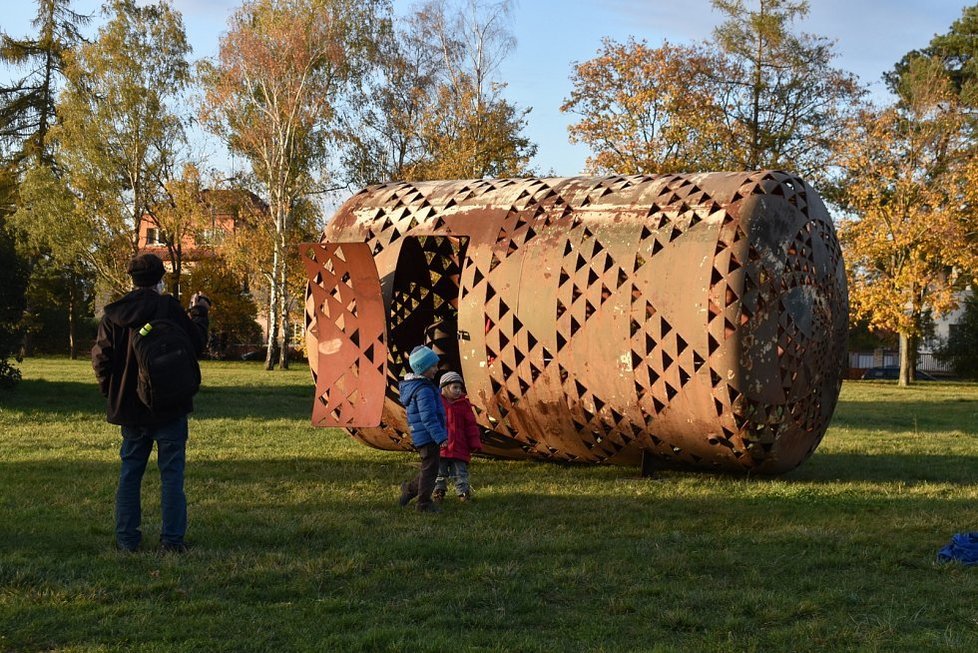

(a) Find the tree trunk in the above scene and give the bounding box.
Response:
[265,252,280,371]
[68,284,77,360]
[18,258,38,358]
[277,247,290,370]
[898,331,914,387]
[174,243,183,302]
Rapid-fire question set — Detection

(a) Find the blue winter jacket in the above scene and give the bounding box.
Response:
[399,374,448,447]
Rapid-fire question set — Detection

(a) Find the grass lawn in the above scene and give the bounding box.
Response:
[2,358,978,652]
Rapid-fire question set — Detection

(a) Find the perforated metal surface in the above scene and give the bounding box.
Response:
[303,172,848,473]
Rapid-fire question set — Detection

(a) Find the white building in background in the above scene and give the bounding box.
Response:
[848,288,972,376]
[929,289,970,347]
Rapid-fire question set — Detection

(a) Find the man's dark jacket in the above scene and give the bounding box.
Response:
[92,288,209,426]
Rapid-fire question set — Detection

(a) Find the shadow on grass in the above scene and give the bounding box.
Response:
[1,379,104,414]
[1,454,975,548]
[7,382,978,487]
[2,378,313,421]
[4,451,976,653]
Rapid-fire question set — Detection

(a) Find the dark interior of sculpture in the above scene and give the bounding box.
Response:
[388,235,466,383]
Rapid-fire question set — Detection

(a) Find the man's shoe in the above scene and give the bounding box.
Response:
[432,489,446,503]
[116,542,140,553]
[416,503,442,514]
[399,482,415,508]
[159,541,190,554]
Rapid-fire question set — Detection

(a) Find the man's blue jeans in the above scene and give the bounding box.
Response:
[116,415,188,550]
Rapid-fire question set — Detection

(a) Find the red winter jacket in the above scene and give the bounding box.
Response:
[440,395,482,463]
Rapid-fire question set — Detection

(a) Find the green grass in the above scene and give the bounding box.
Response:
[2,359,978,652]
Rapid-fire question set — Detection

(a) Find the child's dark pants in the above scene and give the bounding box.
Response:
[405,442,441,509]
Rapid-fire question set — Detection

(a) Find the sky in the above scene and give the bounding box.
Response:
[1,0,973,178]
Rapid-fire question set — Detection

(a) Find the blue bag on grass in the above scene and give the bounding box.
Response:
[937,532,978,565]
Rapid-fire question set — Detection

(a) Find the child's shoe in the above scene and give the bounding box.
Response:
[432,488,446,503]
[399,482,415,507]
[458,492,472,503]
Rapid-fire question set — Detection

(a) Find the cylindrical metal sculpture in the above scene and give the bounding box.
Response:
[302,171,848,474]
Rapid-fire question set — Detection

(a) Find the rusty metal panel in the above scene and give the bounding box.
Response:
[303,172,848,474]
[301,242,387,428]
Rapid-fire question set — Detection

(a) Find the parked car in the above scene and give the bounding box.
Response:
[860,366,937,381]
[241,345,307,363]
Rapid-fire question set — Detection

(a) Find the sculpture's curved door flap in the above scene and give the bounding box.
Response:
[301,242,387,427]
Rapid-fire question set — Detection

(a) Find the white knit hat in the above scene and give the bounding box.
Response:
[439,371,464,387]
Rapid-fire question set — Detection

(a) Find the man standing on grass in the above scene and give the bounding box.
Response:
[92,253,210,553]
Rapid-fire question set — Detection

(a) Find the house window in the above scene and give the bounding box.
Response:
[948,323,962,341]
[145,227,160,246]
[202,227,225,245]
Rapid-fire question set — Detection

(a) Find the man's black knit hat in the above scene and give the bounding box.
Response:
[127,253,165,287]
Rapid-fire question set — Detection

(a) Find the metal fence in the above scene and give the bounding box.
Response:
[848,351,954,373]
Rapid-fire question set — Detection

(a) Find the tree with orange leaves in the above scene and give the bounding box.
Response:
[562,37,730,175]
[834,57,978,385]
[562,1,862,181]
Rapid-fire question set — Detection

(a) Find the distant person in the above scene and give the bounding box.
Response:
[91,253,210,553]
[397,345,447,513]
[433,371,482,503]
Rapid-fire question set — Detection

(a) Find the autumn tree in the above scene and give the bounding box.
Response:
[834,57,978,386]
[199,0,386,369]
[562,38,730,174]
[152,163,213,300]
[340,9,434,185]
[210,181,319,360]
[408,0,535,179]
[343,0,535,184]
[183,256,261,358]
[710,0,862,179]
[563,0,862,181]
[11,0,192,297]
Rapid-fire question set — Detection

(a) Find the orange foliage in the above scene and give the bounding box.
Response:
[562,38,732,175]
[835,58,978,341]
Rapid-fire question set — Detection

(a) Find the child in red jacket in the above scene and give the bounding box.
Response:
[433,371,482,502]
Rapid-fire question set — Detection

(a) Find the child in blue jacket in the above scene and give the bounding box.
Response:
[397,345,448,513]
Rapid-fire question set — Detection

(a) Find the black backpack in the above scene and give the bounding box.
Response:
[131,296,201,412]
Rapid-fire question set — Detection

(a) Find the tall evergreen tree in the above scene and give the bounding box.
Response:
[13,0,193,297]
[0,170,29,387]
[0,0,89,168]
[0,0,90,358]
[711,0,863,182]
[886,4,978,99]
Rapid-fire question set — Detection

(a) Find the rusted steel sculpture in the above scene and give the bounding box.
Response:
[302,171,848,474]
